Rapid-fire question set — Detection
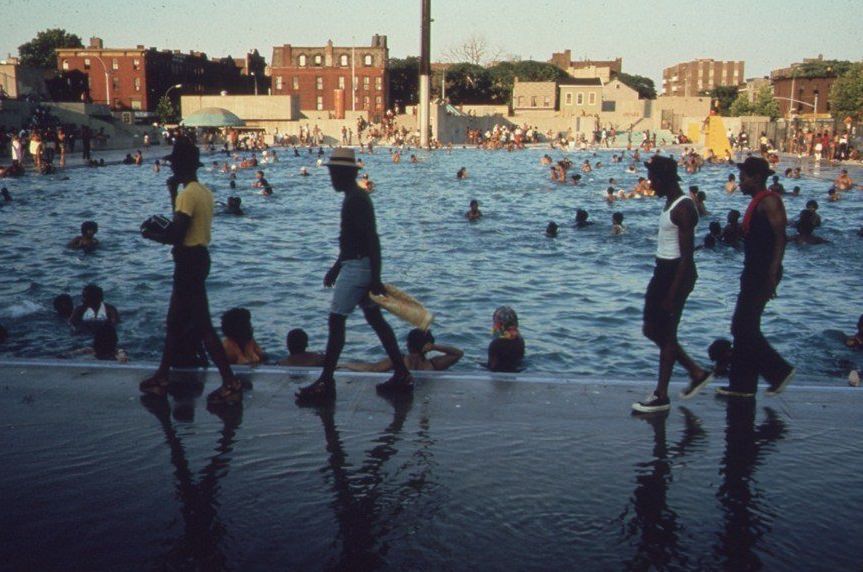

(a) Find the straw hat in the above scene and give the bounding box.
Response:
[324,147,361,169]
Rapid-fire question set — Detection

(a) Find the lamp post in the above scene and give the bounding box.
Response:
[250,72,258,96]
[91,55,111,108]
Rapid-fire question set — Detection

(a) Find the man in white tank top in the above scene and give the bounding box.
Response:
[633,156,713,413]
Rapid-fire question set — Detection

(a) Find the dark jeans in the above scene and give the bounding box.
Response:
[729,274,793,392]
[167,246,215,341]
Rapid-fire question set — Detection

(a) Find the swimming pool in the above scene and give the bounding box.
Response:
[1,146,860,381]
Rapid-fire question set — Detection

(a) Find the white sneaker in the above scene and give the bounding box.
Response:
[632,392,671,413]
[849,370,861,387]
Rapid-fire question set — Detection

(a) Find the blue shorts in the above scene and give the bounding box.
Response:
[330,258,377,316]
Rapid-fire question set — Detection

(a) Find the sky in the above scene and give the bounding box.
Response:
[1,0,861,85]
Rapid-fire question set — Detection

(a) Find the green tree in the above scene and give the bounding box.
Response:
[751,84,780,119]
[829,62,863,121]
[388,57,419,108]
[487,60,568,104]
[618,72,656,99]
[728,92,753,116]
[18,28,83,69]
[706,85,740,116]
[441,63,492,105]
[156,96,177,124]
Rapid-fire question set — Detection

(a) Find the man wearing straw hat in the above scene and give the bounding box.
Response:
[296,148,413,403]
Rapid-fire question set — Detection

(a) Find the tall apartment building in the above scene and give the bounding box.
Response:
[270,35,388,118]
[55,37,256,112]
[662,59,744,96]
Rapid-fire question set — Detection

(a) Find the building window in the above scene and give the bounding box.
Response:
[530,96,537,107]
[517,95,524,107]
[338,76,345,89]
[134,77,141,92]
[84,58,91,70]
[133,59,140,71]
[276,76,283,90]
[292,76,299,90]
[376,95,382,109]
[298,54,307,67]
[576,92,584,105]
[112,58,119,70]
[316,76,323,90]
[62,59,69,71]
[375,76,382,91]
[316,95,323,110]
[131,100,142,110]
[363,95,370,108]
[112,77,119,90]
[544,95,551,107]
[588,92,596,105]
[565,92,572,105]
[313,54,322,66]
[363,76,370,89]
[363,54,373,67]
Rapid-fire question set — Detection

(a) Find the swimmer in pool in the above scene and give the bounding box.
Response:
[466,199,482,221]
[278,328,325,367]
[53,294,74,321]
[487,306,525,372]
[340,329,463,372]
[300,167,310,176]
[457,167,468,179]
[65,323,128,362]
[845,314,863,349]
[575,208,592,228]
[546,221,559,237]
[69,284,120,329]
[221,307,265,365]
[68,220,99,250]
[721,210,742,246]
[358,173,375,193]
[611,212,625,235]
[225,196,244,215]
[725,173,738,194]
[1,187,11,202]
[252,170,269,189]
[789,210,829,245]
[835,169,854,191]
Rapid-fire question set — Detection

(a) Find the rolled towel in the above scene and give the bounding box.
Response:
[369,284,434,331]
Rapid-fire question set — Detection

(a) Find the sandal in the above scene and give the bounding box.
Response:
[207,379,243,406]
[295,379,336,404]
[139,374,169,396]
[376,371,414,394]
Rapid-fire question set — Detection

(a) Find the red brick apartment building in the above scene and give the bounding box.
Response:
[662,59,744,97]
[55,37,256,112]
[270,35,388,118]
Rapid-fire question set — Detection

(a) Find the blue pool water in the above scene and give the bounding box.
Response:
[1,147,861,380]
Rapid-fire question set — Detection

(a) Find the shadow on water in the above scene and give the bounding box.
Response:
[618,407,708,571]
[310,393,433,572]
[712,402,786,572]
[139,380,244,572]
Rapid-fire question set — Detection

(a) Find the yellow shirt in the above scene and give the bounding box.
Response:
[174,181,213,247]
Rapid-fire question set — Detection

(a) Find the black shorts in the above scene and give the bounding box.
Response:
[166,246,214,338]
[643,258,697,344]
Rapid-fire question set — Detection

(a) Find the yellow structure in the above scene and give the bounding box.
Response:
[705,115,731,157]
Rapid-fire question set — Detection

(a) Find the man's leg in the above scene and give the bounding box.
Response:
[728,284,764,394]
[320,313,348,382]
[362,305,408,377]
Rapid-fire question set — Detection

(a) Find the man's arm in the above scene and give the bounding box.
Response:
[429,344,464,371]
[663,200,698,311]
[760,194,787,296]
[340,357,393,372]
[355,196,385,294]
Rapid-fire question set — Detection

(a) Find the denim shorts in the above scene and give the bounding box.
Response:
[330,258,377,316]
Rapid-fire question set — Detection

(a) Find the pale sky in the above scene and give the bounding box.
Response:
[1,0,860,85]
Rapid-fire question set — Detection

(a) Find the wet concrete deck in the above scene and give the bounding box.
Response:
[1,360,861,571]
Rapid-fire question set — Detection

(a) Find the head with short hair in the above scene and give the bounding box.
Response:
[81,220,98,236]
[727,209,741,223]
[286,328,308,354]
[469,199,479,209]
[612,212,624,224]
[796,209,817,235]
[53,294,74,318]
[546,221,558,237]
[406,328,434,354]
[221,307,253,345]
[81,284,104,307]
[806,199,819,211]
[709,221,722,235]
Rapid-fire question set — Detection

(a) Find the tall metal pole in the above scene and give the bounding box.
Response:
[419,0,431,148]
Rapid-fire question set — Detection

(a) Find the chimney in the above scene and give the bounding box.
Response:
[89,37,103,49]
[136,44,144,50]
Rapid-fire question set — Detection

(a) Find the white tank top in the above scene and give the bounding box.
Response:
[82,303,108,322]
[656,195,691,260]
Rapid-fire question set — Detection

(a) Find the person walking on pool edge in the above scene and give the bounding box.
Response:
[139,135,242,405]
[296,148,413,404]
[633,156,713,414]
[717,157,795,398]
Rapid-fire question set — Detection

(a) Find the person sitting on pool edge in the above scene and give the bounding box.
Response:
[63,323,129,362]
[340,328,463,372]
[221,307,265,365]
[789,209,829,245]
[69,284,120,330]
[465,199,482,221]
[278,328,325,367]
[487,306,525,372]
[68,220,99,250]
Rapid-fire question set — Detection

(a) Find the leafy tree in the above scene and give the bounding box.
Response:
[156,96,177,124]
[45,70,88,102]
[774,59,852,80]
[19,28,83,69]
[728,92,753,116]
[829,62,863,121]
[752,84,780,119]
[618,72,656,99]
[487,60,568,104]
[388,57,419,108]
[705,85,740,116]
[441,63,492,104]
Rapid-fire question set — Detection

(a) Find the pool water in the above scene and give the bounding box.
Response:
[1,147,861,380]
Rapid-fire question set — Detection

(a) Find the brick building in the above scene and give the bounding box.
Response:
[662,59,744,97]
[770,57,840,117]
[55,37,256,112]
[549,50,622,83]
[270,35,388,118]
